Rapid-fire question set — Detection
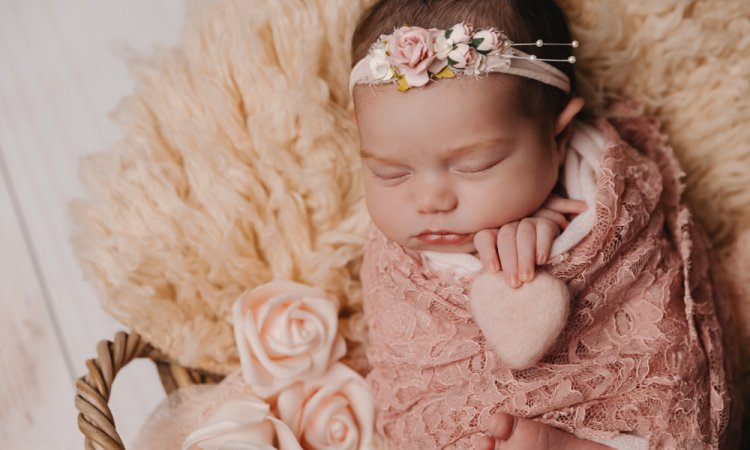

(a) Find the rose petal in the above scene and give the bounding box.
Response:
[304,394,357,450]
[182,397,302,450]
[231,280,345,399]
[276,364,374,450]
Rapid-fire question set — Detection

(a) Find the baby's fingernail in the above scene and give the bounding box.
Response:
[537,254,546,265]
[520,270,533,282]
[509,275,520,287]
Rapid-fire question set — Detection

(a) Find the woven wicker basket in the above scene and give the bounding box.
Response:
[74,331,224,450]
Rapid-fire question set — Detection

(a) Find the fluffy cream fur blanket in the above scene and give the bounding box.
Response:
[70,0,750,417]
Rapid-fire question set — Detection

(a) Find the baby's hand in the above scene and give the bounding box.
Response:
[473,195,587,288]
[530,195,588,230]
[474,217,560,288]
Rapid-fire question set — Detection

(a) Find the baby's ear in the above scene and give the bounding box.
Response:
[553,96,585,161]
[554,96,585,135]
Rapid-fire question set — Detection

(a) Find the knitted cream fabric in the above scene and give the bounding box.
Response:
[70,0,750,383]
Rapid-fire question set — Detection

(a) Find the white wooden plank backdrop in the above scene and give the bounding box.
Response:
[0,1,185,448]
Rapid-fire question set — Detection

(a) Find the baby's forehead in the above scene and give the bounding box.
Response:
[354,74,525,110]
[353,74,532,131]
[354,76,552,163]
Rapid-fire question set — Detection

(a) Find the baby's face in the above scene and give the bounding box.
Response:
[353,75,565,253]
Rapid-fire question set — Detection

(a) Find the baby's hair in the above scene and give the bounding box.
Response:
[351,0,579,130]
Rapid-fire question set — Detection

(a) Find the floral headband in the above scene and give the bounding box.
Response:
[349,22,578,94]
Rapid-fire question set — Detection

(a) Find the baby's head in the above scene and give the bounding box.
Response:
[350,0,585,253]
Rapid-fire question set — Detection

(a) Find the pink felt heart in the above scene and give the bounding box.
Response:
[468,271,570,369]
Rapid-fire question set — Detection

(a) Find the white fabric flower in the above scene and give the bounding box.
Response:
[446,23,472,45]
[232,279,347,399]
[473,29,502,53]
[368,48,393,81]
[182,396,301,450]
[447,42,472,69]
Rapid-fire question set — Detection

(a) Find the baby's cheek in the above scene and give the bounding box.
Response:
[364,187,409,238]
[463,193,529,230]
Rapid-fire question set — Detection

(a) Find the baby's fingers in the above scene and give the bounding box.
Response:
[536,219,560,265]
[474,229,500,272]
[497,223,520,288]
[532,207,569,229]
[543,196,588,215]
[516,219,537,283]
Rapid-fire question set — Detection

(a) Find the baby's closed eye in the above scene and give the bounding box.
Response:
[452,157,506,175]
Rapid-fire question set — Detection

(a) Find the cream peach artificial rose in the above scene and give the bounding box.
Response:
[232,279,347,399]
[182,395,301,450]
[276,363,374,450]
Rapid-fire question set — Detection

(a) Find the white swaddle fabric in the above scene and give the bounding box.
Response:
[549,119,605,257]
[420,120,649,450]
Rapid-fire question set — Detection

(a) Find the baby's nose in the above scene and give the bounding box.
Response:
[413,180,457,214]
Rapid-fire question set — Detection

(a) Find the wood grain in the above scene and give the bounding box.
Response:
[0,0,186,446]
[0,160,80,449]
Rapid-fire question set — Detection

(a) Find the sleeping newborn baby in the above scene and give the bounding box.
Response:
[350,1,735,449]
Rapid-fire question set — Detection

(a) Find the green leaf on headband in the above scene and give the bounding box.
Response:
[434,67,455,79]
[447,57,458,66]
[471,37,484,48]
[445,28,453,39]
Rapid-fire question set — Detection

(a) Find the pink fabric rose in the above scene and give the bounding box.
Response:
[387,26,442,87]
[276,363,374,450]
[428,57,449,76]
[464,48,486,75]
[182,396,301,450]
[232,279,347,399]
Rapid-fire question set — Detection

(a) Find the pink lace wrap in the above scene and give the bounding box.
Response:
[360,104,738,449]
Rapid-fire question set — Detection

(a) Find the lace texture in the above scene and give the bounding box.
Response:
[360,103,734,449]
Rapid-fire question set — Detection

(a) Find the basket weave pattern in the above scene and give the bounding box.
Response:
[74,332,223,450]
